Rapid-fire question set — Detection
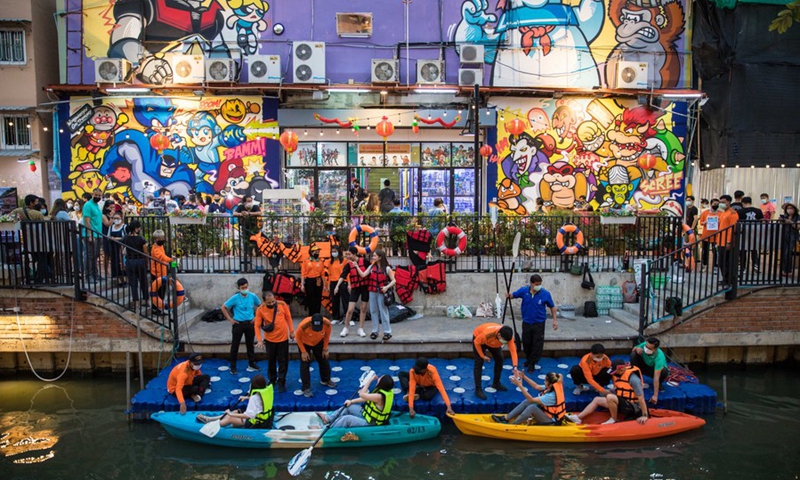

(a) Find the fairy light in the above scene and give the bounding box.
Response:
[721,164,726,168]
[319,129,324,136]
[59,128,64,133]
[781,164,786,168]
[750,165,755,169]
[303,129,308,136]
[43,127,48,131]
[336,128,340,134]
[766,165,770,169]
[457,109,462,115]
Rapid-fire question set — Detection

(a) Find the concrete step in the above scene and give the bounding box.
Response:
[623,303,640,316]
[609,308,640,331]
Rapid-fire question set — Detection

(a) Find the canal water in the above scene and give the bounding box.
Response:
[1,366,799,479]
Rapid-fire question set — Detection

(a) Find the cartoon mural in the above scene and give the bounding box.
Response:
[60,96,279,204]
[489,98,686,214]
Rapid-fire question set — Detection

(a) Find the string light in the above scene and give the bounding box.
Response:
[735,165,740,169]
[781,164,786,168]
[336,128,340,134]
[443,111,447,117]
[319,129,324,136]
[303,129,308,136]
[457,109,462,115]
[59,128,63,133]
[26,124,31,128]
[765,165,770,169]
[750,165,755,169]
[721,164,726,168]
[43,127,48,132]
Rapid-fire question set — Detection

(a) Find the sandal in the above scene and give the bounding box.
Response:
[370,333,378,340]
[382,334,392,341]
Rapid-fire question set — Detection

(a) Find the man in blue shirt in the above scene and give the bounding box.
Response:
[506,274,558,373]
[222,278,262,375]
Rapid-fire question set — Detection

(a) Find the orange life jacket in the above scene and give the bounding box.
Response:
[539,381,566,421]
[614,366,642,401]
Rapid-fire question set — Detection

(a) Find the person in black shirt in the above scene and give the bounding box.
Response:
[207,193,226,214]
[235,195,261,237]
[350,179,366,211]
[378,179,396,213]
[685,196,699,227]
[738,196,764,275]
[121,220,149,314]
[730,190,745,212]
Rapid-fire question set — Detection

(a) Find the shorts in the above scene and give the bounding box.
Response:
[348,286,369,303]
[243,418,273,429]
[617,398,643,418]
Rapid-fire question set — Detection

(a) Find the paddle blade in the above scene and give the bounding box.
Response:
[199,419,221,438]
[359,369,375,388]
[490,205,498,228]
[287,447,313,476]
[512,232,521,259]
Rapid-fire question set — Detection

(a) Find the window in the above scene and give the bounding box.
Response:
[0,29,26,64]
[2,116,31,149]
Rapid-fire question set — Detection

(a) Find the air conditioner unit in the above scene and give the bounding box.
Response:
[371,59,398,83]
[168,53,204,84]
[458,68,483,87]
[460,44,484,64]
[94,58,131,83]
[615,61,649,89]
[205,57,237,83]
[245,55,281,83]
[417,59,444,84]
[292,41,326,84]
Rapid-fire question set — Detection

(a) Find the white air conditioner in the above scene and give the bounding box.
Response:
[94,58,131,83]
[460,44,484,64]
[371,59,398,83]
[417,59,444,84]
[205,57,237,83]
[168,54,204,84]
[246,55,281,83]
[458,68,483,87]
[615,61,649,89]
[292,41,326,84]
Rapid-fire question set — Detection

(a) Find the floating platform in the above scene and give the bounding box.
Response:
[130,356,718,420]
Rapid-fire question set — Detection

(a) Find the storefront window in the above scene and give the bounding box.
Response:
[318,169,348,214]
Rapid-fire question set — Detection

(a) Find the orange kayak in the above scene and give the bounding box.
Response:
[451,409,705,443]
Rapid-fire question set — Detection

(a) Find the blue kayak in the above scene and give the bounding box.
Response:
[151,411,441,449]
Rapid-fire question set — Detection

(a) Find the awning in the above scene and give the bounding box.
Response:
[0,106,34,112]
[0,149,39,158]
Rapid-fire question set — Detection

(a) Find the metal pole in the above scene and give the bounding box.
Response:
[126,351,132,422]
[473,83,480,215]
[136,309,144,391]
[722,375,728,414]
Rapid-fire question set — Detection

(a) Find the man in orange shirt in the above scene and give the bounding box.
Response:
[167,353,210,415]
[295,313,338,397]
[398,357,455,417]
[300,245,325,314]
[254,291,294,393]
[698,198,722,271]
[472,323,518,400]
[717,194,740,287]
[569,343,612,396]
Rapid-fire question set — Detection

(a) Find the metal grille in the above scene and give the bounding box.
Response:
[0,30,25,64]
[2,115,31,148]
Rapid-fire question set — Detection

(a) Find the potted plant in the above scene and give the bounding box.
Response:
[0,213,20,231]
[168,209,207,225]
[598,207,637,225]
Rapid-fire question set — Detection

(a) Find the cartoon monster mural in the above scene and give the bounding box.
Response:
[66,162,108,201]
[72,106,128,160]
[492,178,527,215]
[540,162,590,209]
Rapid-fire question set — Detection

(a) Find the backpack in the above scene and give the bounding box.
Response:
[665,296,683,317]
[622,281,638,303]
[583,301,598,318]
[200,308,226,322]
[262,272,274,293]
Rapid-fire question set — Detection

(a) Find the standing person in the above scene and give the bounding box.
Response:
[730,190,745,212]
[196,374,274,429]
[254,291,293,393]
[472,323,519,399]
[630,336,669,401]
[506,274,559,373]
[567,359,649,425]
[378,179,396,213]
[334,247,369,338]
[294,313,337,397]
[491,371,565,425]
[718,195,740,287]
[12,195,46,282]
[398,358,455,417]
[100,200,115,278]
[108,211,127,287]
[82,189,104,281]
[357,249,396,341]
[149,229,173,313]
[699,198,722,273]
[121,220,149,314]
[300,244,325,315]
[694,199,709,269]
[69,199,83,225]
[234,195,261,237]
[426,198,447,240]
[167,353,210,415]
[363,193,380,215]
[738,196,764,275]
[779,203,800,277]
[208,193,227,214]
[569,343,612,395]
[324,246,347,323]
[685,196,698,229]
[350,178,366,211]
[51,199,71,222]
[221,278,262,375]
[760,193,776,220]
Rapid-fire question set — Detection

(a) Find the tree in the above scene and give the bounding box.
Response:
[769,0,800,33]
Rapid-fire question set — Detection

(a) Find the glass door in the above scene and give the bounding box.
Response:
[453,168,476,213]
[317,169,348,214]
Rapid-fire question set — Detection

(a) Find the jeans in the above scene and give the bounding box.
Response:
[84,237,101,279]
[125,258,148,303]
[368,291,391,335]
[522,322,546,369]
[328,404,369,428]
[299,341,332,390]
[264,340,289,387]
[230,321,256,367]
[506,399,555,425]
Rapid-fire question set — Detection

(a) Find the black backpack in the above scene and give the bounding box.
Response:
[200,308,225,322]
[583,301,598,318]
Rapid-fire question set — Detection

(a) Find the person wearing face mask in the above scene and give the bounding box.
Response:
[759,193,776,220]
[506,274,559,374]
[472,323,518,400]
[779,203,800,277]
[300,245,325,315]
[82,189,104,282]
[167,353,210,415]
[567,359,648,425]
[685,196,698,230]
[222,278,262,375]
[323,246,347,324]
[629,337,668,402]
[569,343,612,396]
[121,220,149,313]
[295,313,337,398]
[108,212,127,287]
[149,230,173,308]
[234,195,261,235]
[254,291,294,393]
[207,194,226,214]
[717,194,740,287]
[699,198,722,272]
[696,199,710,269]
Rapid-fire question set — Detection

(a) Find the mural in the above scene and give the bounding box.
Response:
[489,98,686,214]
[60,96,279,206]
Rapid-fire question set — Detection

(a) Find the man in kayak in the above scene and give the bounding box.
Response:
[167,353,210,415]
[630,337,669,403]
[472,323,519,400]
[398,358,455,417]
[506,274,558,373]
[197,374,275,429]
[318,374,395,427]
[567,359,649,425]
[570,343,612,396]
[254,291,294,393]
[491,371,566,425]
[221,278,262,375]
[295,313,338,398]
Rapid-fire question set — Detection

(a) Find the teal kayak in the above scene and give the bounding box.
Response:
[151,411,441,449]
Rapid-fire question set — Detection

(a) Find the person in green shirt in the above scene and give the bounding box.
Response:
[630,336,668,404]
[82,189,104,281]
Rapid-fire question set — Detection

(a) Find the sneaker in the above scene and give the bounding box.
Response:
[277,384,287,393]
[248,363,261,371]
[642,383,651,389]
[349,320,355,326]
[491,414,508,424]
[230,367,238,375]
[303,389,313,398]
[573,385,585,396]
[191,394,202,403]
[320,380,338,388]
[358,328,366,337]
[491,383,508,392]
[475,390,487,400]
[340,327,348,337]
[566,414,582,425]
[330,319,342,325]
[402,393,420,402]
[602,417,617,425]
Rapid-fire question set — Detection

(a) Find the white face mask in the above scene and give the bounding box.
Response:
[332,252,339,258]
[718,203,727,210]
[164,195,171,200]
[67,203,74,209]
[532,285,542,292]
[761,198,768,205]
[239,288,249,296]
[113,219,122,225]
[686,201,693,206]
[191,364,202,371]
[74,205,81,211]
[644,347,655,355]
[592,356,604,363]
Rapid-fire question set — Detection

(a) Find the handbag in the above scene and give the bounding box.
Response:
[580,264,595,290]
[260,304,279,333]
[383,287,396,306]
[570,263,584,275]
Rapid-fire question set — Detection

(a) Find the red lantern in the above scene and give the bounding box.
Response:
[280,131,299,154]
[480,144,493,158]
[638,153,657,170]
[28,160,36,172]
[149,133,170,152]
[506,118,526,136]
[376,116,395,140]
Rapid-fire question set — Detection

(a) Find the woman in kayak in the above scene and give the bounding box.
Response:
[491,371,565,425]
[318,374,395,428]
[197,374,274,429]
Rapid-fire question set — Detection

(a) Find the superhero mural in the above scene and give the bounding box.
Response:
[489,97,687,214]
[60,96,279,206]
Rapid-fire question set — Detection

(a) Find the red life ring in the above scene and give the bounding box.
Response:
[150,276,185,310]
[556,224,584,255]
[436,226,468,257]
[348,224,380,256]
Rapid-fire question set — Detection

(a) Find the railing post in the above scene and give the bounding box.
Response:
[169,262,180,343]
[727,223,739,300]
[72,222,82,300]
[638,260,650,340]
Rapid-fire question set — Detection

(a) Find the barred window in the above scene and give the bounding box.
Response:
[0,29,26,64]
[2,116,31,149]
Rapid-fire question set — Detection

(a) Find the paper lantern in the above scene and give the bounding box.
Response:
[506,118,526,136]
[412,119,419,134]
[638,153,657,170]
[149,133,170,152]
[279,130,299,154]
[376,116,395,140]
[480,144,493,158]
[28,160,36,172]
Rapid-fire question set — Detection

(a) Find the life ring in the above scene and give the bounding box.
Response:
[682,224,697,272]
[556,224,584,255]
[150,276,186,310]
[436,225,468,256]
[348,224,380,256]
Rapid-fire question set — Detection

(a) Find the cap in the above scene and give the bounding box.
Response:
[413,358,429,374]
[607,359,626,374]
[311,314,324,332]
[189,353,204,365]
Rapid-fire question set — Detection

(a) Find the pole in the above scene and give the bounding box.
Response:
[136,309,145,391]
[473,83,480,215]
[722,375,728,414]
[126,351,132,422]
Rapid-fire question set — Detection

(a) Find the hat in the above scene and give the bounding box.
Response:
[189,353,204,365]
[413,358,429,374]
[607,359,626,374]
[311,314,324,332]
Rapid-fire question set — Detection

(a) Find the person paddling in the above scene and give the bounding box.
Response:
[197,374,274,429]
[472,323,519,400]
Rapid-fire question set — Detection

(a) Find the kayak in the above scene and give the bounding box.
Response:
[152,411,441,448]
[451,409,705,443]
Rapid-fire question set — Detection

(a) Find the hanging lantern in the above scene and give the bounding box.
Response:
[506,118,526,136]
[149,133,170,153]
[279,130,299,154]
[376,116,395,140]
[412,118,419,134]
[638,152,657,170]
[480,144,493,158]
[28,160,36,172]
[351,124,360,136]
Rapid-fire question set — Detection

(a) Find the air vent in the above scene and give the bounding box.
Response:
[246,55,281,83]
[615,61,649,89]
[94,58,131,83]
[458,68,483,87]
[371,59,398,83]
[205,58,237,83]
[168,54,204,84]
[293,41,326,84]
[460,45,484,64]
[417,59,444,84]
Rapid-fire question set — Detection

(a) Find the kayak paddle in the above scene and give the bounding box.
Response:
[198,397,247,438]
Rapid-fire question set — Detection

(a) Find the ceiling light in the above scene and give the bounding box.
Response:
[414,88,459,94]
[328,88,371,93]
[106,87,151,94]
[661,93,703,99]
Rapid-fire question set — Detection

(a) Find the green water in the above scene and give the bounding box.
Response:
[1,367,799,479]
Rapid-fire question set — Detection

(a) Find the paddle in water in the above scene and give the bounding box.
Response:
[287,369,375,476]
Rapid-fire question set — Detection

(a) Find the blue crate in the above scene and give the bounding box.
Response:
[131,389,167,411]
[678,383,718,414]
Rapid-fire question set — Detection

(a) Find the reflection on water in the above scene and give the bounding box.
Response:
[1,367,799,479]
